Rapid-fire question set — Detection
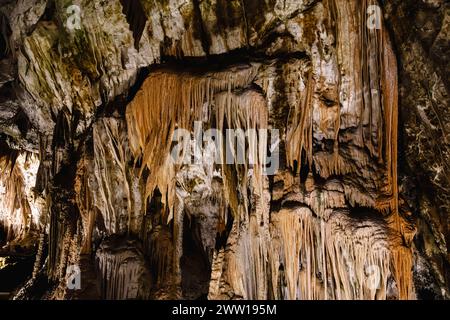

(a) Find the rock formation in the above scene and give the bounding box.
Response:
[0,0,448,300]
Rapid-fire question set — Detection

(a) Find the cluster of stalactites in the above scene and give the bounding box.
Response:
[285,0,399,215]
[125,64,270,222]
[209,207,392,300]
[75,117,144,253]
[271,208,391,300]
[281,0,409,298]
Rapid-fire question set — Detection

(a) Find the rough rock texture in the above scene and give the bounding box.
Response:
[96,236,152,299]
[0,0,448,300]
[0,147,43,251]
[382,0,450,299]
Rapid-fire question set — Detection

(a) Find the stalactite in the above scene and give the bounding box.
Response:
[92,117,143,236]
[296,0,400,208]
[0,151,41,247]
[202,88,270,300]
[322,0,410,299]
[214,89,269,219]
[52,110,71,177]
[75,155,95,254]
[206,173,271,300]
[0,152,30,242]
[122,66,276,300]
[270,208,390,300]
[119,0,148,49]
[380,26,399,217]
[286,71,314,174]
[35,135,51,194]
[221,194,270,299]
[125,64,260,220]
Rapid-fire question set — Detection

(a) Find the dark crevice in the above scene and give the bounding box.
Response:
[120,0,148,50]
[215,209,233,251]
[92,46,308,130]
[0,255,35,299]
[181,216,211,299]
[0,12,11,59]
[160,47,308,75]
[192,0,210,56]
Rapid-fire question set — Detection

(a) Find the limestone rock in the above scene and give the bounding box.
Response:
[0,0,448,300]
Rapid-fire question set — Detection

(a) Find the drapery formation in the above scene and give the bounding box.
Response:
[0,150,41,248]
[2,0,441,300]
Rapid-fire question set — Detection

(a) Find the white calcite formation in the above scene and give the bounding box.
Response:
[0,152,43,251]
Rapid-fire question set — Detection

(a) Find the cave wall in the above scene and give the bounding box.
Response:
[382,0,450,299]
[0,0,448,300]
